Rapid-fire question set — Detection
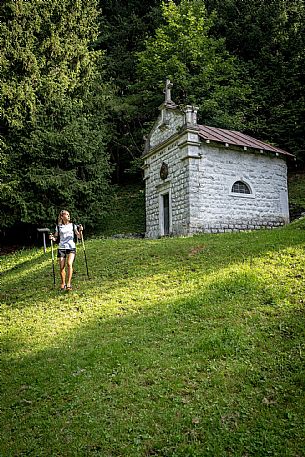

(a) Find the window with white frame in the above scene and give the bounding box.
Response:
[231,180,251,194]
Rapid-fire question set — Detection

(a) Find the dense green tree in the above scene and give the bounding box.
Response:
[205,0,305,162]
[98,0,161,87]
[97,0,162,181]
[136,0,250,133]
[0,0,112,231]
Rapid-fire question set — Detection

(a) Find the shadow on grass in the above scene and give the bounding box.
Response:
[1,260,305,456]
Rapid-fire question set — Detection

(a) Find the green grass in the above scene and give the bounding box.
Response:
[1,223,305,456]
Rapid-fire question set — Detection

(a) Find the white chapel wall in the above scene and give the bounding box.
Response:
[144,139,190,238]
[188,145,289,233]
[148,108,184,149]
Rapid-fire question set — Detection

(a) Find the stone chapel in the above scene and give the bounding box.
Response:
[143,80,294,238]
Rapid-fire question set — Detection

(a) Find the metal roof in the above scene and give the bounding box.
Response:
[197,125,294,157]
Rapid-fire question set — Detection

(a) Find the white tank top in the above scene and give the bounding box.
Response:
[57,223,76,249]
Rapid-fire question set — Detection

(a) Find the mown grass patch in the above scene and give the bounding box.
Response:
[1,225,305,456]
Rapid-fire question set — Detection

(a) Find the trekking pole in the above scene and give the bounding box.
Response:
[80,231,90,279]
[50,237,56,287]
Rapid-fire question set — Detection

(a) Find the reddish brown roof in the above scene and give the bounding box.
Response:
[198,125,294,157]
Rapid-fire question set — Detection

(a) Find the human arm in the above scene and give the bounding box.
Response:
[75,224,83,240]
[49,228,58,242]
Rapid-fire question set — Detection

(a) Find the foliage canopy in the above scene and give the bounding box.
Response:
[137,0,250,130]
[0,0,112,230]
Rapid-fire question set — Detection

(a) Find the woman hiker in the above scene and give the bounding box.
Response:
[49,210,83,291]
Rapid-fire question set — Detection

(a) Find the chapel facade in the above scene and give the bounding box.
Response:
[143,80,293,238]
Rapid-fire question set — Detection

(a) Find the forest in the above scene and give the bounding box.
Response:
[0,0,304,236]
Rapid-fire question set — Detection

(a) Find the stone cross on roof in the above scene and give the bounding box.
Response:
[164,78,173,103]
[163,78,176,107]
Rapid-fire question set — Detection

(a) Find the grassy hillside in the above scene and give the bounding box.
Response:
[1,222,305,456]
[288,172,305,219]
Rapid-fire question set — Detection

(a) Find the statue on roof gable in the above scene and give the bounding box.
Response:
[163,78,177,108]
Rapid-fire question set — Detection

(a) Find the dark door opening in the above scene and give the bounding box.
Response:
[163,193,170,235]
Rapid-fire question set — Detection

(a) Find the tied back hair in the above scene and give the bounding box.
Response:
[57,210,70,225]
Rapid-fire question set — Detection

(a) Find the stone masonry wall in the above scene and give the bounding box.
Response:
[144,133,190,238]
[188,145,289,233]
[149,106,184,149]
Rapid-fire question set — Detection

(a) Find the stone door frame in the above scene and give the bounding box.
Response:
[158,186,172,236]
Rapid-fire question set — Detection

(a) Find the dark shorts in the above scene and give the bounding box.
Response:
[57,248,76,259]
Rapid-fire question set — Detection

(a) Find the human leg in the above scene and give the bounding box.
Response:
[66,252,75,289]
[59,257,66,289]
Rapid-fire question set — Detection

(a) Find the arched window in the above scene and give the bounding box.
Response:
[231,181,251,194]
